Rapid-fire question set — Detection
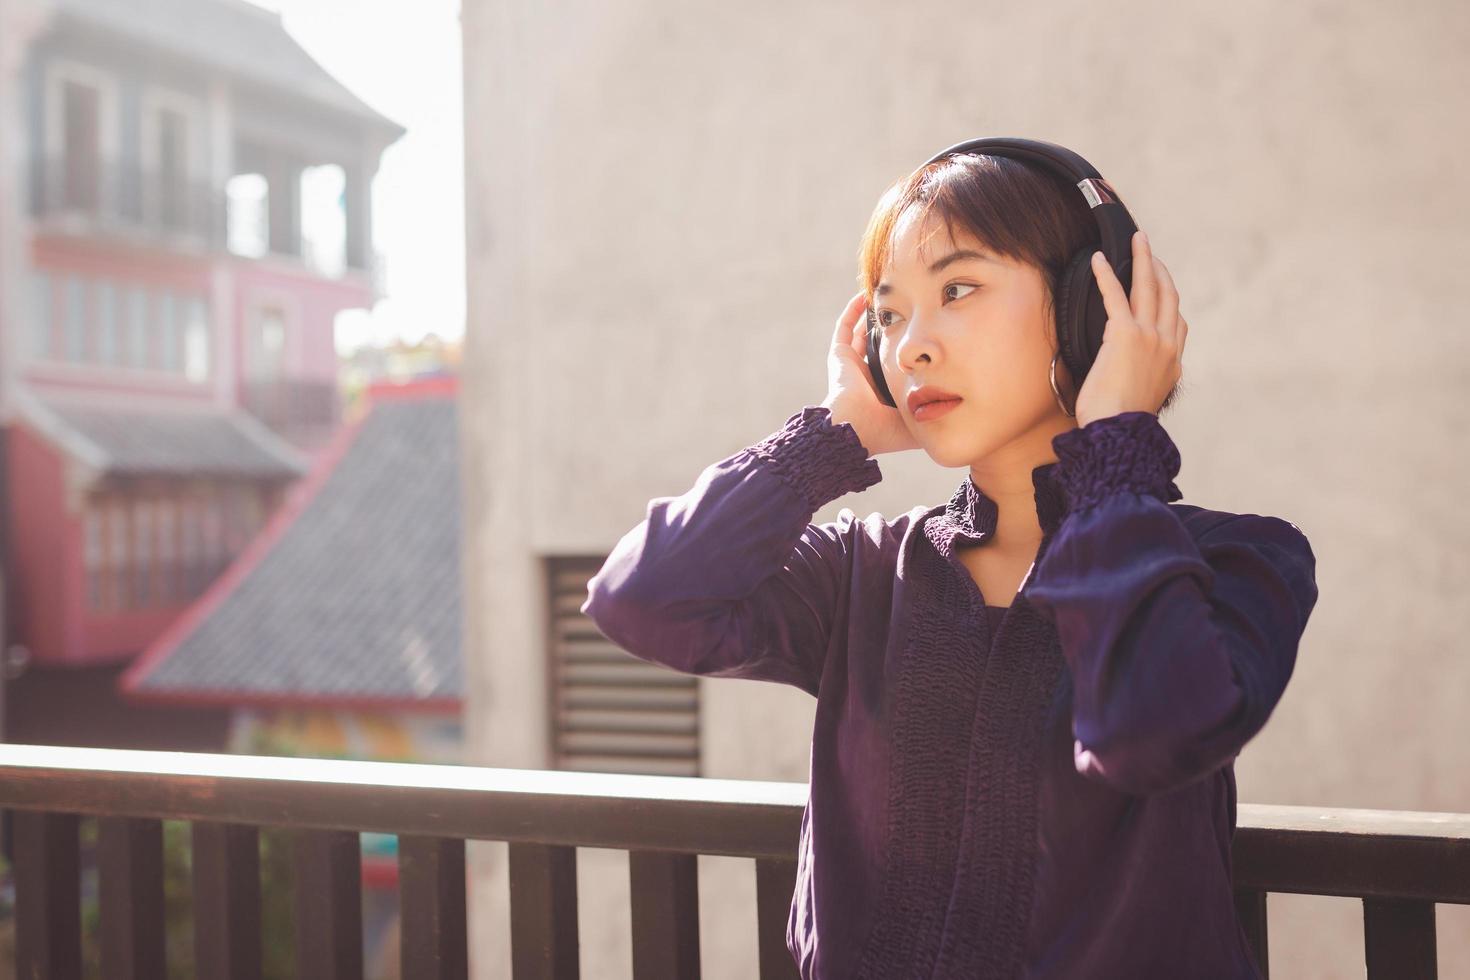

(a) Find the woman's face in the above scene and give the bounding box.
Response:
[871,206,1075,469]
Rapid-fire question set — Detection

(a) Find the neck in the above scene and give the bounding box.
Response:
[967,419,1078,550]
[968,465,1051,554]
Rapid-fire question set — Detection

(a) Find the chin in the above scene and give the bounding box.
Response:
[927,422,1015,469]
[918,437,985,470]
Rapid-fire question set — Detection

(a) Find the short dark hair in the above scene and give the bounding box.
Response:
[857,152,1182,414]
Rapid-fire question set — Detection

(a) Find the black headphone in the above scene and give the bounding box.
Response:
[864,136,1140,410]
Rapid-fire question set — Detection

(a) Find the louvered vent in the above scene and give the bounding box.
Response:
[547,557,701,777]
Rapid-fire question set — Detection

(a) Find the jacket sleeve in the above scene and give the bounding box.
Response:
[1024,410,1319,796]
[580,405,884,698]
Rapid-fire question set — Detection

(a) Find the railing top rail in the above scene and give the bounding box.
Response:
[0,744,808,858]
[1,744,1468,884]
[0,744,806,804]
[1237,802,1470,840]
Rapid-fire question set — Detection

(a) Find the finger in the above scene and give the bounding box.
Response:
[1089,250,1132,329]
[1152,255,1180,348]
[851,307,871,359]
[834,291,865,348]
[1130,231,1158,330]
[854,294,876,359]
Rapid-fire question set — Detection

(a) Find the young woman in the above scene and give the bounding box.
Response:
[582,149,1318,979]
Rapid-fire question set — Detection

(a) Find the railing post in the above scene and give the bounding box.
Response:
[629,850,701,979]
[293,828,364,980]
[1363,897,1437,980]
[508,841,580,979]
[400,836,469,980]
[98,816,167,980]
[192,821,262,980]
[754,858,799,980]
[13,810,82,980]
[1233,887,1269,978]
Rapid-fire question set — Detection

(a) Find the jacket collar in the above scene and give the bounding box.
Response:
[923,460,1070,557]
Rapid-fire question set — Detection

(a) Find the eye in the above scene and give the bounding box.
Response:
[874,283,977,331]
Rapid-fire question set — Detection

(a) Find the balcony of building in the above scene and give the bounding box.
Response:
[33,154,224,249]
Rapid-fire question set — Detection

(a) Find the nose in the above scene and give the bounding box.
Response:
[893,309,939,375]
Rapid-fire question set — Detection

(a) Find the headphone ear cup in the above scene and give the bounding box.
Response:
[865,308,896,407]
[1055,248,1102,384]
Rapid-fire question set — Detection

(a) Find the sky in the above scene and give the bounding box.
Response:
[242,0,466,353]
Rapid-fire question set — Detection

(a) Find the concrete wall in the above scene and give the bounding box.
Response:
[460,1,1470,977]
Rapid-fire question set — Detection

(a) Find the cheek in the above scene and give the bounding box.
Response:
[960,336,1057,423]
[975,326,1048,388]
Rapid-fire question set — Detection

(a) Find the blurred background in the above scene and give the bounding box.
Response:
[0,0,1465,977]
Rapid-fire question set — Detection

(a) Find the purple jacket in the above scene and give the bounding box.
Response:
[582,404,1318,979]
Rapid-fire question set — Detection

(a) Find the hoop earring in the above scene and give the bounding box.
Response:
[1050,353,1075,418]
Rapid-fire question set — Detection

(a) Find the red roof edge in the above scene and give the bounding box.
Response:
[118,410,372,701]
[366,374,458,403]
[121,686,462,716]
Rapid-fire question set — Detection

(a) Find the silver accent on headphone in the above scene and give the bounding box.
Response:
[1077,177,1117,209]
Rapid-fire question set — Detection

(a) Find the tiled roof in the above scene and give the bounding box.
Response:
[122,393,461,705]
[22,396,308,478]
[51,0,405,137]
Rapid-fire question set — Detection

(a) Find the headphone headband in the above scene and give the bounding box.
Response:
[864,136,1140,409]
[917,136,1137,261]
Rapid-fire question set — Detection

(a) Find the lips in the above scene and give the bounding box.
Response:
[906,385,963,415]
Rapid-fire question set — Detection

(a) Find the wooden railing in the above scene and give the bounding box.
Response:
[0,744,1465,979]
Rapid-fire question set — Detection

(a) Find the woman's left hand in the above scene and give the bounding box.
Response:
[1072,230,1188,428]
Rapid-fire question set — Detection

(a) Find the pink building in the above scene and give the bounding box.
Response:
[0,0,405,749]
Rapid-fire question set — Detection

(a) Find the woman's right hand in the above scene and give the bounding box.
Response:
[821,291,922,457]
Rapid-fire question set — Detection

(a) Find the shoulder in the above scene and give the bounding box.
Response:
[1170,501,1313,552]
[822,504,933,548]
[1168,502,1318,603]
[803,505,934,574]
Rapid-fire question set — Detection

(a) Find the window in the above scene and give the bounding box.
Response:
[126,287,148,369]
[300,163,347,277]
[109,500,130,609]
[64,274,87,362]
[61,78,101,212]
[157,292,179,372]
[183,296,210,382]
[202,499,225,580]
[222,484,261,556]
[133,499,152,606]
[156,499,175,605]
[44,62,117,220]
[84,503,104,610]
[246,305,288,380]
[95,280,118,364]
[180,498,202,598]
[153,107,190,231]
[227,172,269,257]
[31,271,52,359]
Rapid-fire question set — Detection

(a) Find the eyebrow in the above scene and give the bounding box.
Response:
[874,249,998,296]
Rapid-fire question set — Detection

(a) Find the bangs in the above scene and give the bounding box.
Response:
[856,153,1095,306]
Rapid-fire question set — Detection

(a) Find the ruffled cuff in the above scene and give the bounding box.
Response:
[745,405,883,513]
[1051,410,1184,512]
